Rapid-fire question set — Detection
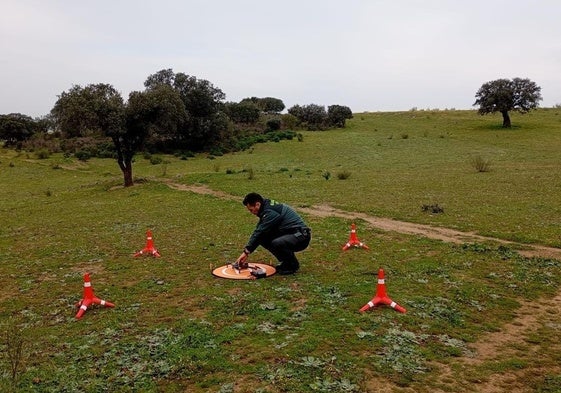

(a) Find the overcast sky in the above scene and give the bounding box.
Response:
[2,0,560,118]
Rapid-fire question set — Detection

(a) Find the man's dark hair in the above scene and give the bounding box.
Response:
[243,192,264,206]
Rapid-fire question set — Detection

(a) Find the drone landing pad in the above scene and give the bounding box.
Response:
[212,263,276,280]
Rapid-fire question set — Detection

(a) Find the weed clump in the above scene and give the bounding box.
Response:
[337,171,351,180]
[421,203,444,214]
[2,318,27,389]
[35,149,50,159]
[245,167,255,180]
[471,155,492,172]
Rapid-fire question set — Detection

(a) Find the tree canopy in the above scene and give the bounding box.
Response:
[240,97,285,113]
[223,101,261,124]
[0,113,38,147]
[327,105,353,128]
[144,69,228,151]
[288,104,353,130]
[51,83,187,187]
[51,84,124,138]
[473,77,542,127]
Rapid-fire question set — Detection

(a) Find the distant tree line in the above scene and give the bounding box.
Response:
[0,68,353,186]
[3,71,544,186]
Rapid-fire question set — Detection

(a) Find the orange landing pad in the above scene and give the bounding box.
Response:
[212,263,276,280]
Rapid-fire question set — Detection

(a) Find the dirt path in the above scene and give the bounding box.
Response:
[164,181,561,260]
[164,181,561,392]
[299,204,561,260]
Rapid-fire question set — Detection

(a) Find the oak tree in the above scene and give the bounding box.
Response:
[474,78,542,128]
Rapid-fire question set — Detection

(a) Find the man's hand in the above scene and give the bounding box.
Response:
[235,251,248,265]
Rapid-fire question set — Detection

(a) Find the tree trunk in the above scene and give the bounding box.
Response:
[116,154,134,187]
[501,110,511,128]
[112,136,135,187]
[122,162,134,187]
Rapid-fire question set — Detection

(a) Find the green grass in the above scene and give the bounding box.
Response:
[1,109,561,392]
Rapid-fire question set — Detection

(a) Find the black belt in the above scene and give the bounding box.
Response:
[288,227,311,235]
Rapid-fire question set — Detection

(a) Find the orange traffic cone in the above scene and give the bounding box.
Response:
[134,229,161,257]
[342,223,369,251]
[75,273,115,319]
[360,268,406,313]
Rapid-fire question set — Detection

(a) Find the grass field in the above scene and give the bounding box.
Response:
[1,109,561,392]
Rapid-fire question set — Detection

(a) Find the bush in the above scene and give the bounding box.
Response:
[266,118,281,132]
[35,149,50,159]
[74,150,91,161]
[60,137,115,159]
[281,113,299,130]
[150,156,163,165]
[22,133,61,154]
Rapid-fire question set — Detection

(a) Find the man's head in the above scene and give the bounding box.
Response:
[243,192,263,216]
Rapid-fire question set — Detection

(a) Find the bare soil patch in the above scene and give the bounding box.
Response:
[163,180,238,201]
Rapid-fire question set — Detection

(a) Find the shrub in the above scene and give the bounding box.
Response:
[74,150,91,161]
[266,118,281,132]
[22,133,61,153]
[35,149,50,159]
[281,113,299,130]
[60,137,114,159]
[150,156,163,165]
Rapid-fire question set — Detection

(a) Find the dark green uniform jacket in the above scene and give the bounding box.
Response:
[245,199,307,253]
